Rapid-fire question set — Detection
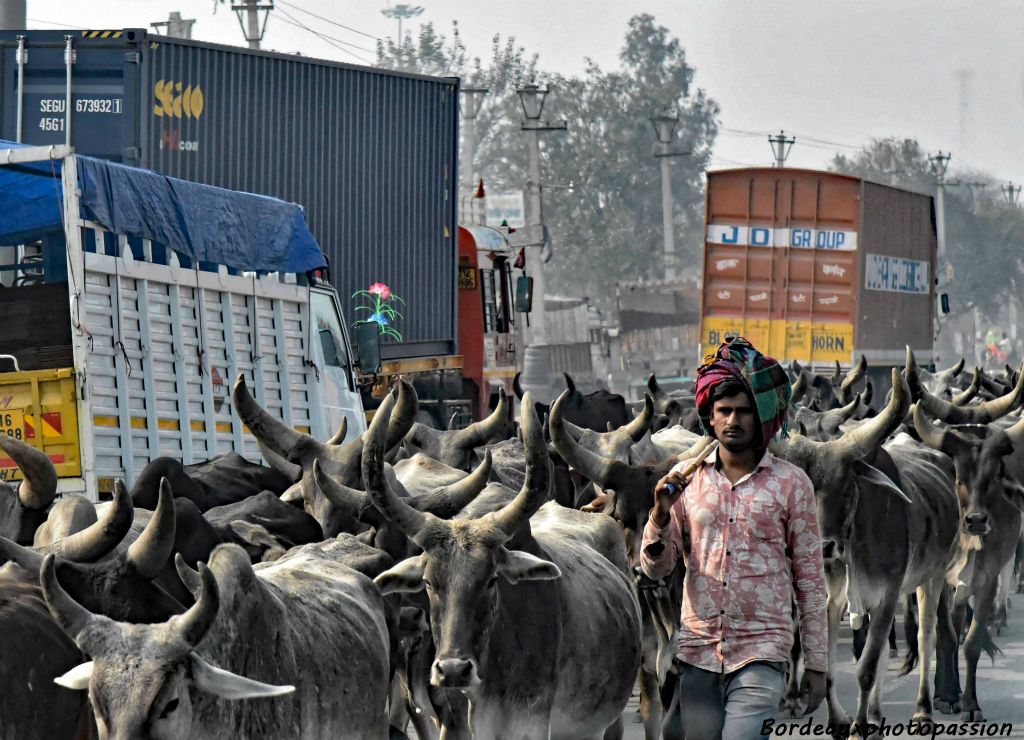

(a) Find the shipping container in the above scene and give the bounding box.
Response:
[700,168,936,373]
[0,29,459,361]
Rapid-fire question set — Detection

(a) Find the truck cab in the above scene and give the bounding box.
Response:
[0,143,365,500]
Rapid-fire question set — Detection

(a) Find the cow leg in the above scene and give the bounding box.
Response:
[991,558,1013,636]
[933,584,962,715]
[888,622,898,658]
[910,574,943,724]
[637,667,663,740]
[825,560,852,728]
[601,715,624,740]
[852,594,898,737]
[960,575,999,722]
[851,616,867,663]
[867,621,891,727]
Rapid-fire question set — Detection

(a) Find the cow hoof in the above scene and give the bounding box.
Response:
[961,709,984,722]
[909,717,933,734]
[632,709,642,723]
[935,700,955,715]
[889,647,898,658]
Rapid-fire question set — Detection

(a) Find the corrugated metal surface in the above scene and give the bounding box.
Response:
[855,181,935,362]
[0,30,458,359]
[701,168,935,367]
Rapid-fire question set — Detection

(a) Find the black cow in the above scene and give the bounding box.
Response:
[513,372,630,432]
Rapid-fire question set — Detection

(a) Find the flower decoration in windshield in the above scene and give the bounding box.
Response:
[353,282,405,341]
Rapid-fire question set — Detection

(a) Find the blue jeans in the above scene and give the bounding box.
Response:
[672,660,786,740]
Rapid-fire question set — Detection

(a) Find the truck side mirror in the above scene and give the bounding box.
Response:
[353,322,382,374]
[515,275,533,313]
[939,293,950,315]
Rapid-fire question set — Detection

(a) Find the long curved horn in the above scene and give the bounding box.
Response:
[232,375,305,459]
[912,403,970,458]
[0,434,58,510]
[452,388,508,450]
[791,373,808,404]
[489,393,550,537]
[818,393,861,435]
[312,459,380,525]
[936,357,966,384]
[48,480,134,561]
[40,553,95,642]
[832,360,842,385]
[548,390,617,487]
[256,440,302,483]
[840,356,867,404]
[411,450,493,518]
[831,369,908,463]
[862,381,873,408]
[172,562,219,647]
[126,478,176,579]
[647,374,665,400]
[952,368,982,407]
[917,362,1024,424]
[385,380,418,450]
[563,373,577,395]
[1002,411,1024,452]
[326,417,348,446]
[616,394,654,444]
[513,372,525,400]
[361,392,430,537]
[174,553,202,598]
[0,534,44,572]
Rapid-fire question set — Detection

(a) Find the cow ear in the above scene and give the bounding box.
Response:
[852,460,911,504]
[374,555,426,595]
[189,653,295,700]
[54,661,94,690]
[1001,479,1024,512]
[497,547,562,584]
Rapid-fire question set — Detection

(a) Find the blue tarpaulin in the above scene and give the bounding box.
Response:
[0,140,327,274]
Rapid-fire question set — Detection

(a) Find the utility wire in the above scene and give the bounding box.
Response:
[275,0,380,41]
[27,17,80,29]
[273,9,374,64]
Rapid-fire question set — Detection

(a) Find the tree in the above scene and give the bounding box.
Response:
[830,138,1024,325]
[375,15,718,305]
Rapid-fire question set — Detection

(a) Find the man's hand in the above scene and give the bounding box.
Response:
[651,470,689,527]
[799,669,826,716]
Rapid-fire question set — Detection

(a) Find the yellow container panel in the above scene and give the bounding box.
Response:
[0,368,81,482]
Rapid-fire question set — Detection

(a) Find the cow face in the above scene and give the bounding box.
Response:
[42,556,294,740]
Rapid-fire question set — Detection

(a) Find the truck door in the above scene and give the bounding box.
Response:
[310,287,367,440]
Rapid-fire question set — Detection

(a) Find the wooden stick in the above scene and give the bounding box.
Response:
[667,439,719,493]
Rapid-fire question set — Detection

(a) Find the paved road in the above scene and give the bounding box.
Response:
[621,612,1024,739]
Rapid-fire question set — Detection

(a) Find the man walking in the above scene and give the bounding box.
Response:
[641,336,827,739]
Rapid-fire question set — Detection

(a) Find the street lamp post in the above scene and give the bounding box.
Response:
[768,130,795,168]
[650,111,690,281]
[1002,181,1021,206]
[229,0,274,49]
[515,82,567,399]
[928,151,955,365]
[381,4,424,42]
[459,88,489,192]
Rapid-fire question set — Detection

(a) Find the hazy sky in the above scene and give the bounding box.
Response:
[27,1,1024,183]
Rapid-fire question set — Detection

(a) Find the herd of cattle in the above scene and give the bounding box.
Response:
[2,350,1024,738]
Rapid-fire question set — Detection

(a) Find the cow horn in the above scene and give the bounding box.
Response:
[647,374,664,399]
[831,369,907,463]
[952,368,982,406]
[126,478,176,579]
[917,362,1024,424]
[819,393,861,436]
[312,459,379,525]
[257,440,302,483]
[452,388,508,450]
[447,413,459,431]
[564,373,577,394]
[386,380,418,450]
[0,534,44,572]
[616,394,654,444]
[832,361,842,385]
[48,481,134,561]
[362,392,430,537]
[326,417,348,446]
[937,357,966,383]
[840,356,867,403]
[548,390,618,487]
[172,562,219,647]
[0,434,58,510]
[174,553,203,598]
[489,393,550,537]
[40,553,95,641]
[912,403,970,457]
[513,372,525,400]
[232,375,305,460]
[791,373,808,404]
[411,450,493,518]
[1003,411,1024,452]
[862,381,873,408]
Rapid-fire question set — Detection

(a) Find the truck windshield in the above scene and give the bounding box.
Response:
[311,290,352,371]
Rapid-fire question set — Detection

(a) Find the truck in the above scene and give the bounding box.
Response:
[0,29,468,427]
[0,142,365,501]
[700,167,937,389]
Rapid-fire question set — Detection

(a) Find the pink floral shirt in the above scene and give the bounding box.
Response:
[640,450,828,674]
